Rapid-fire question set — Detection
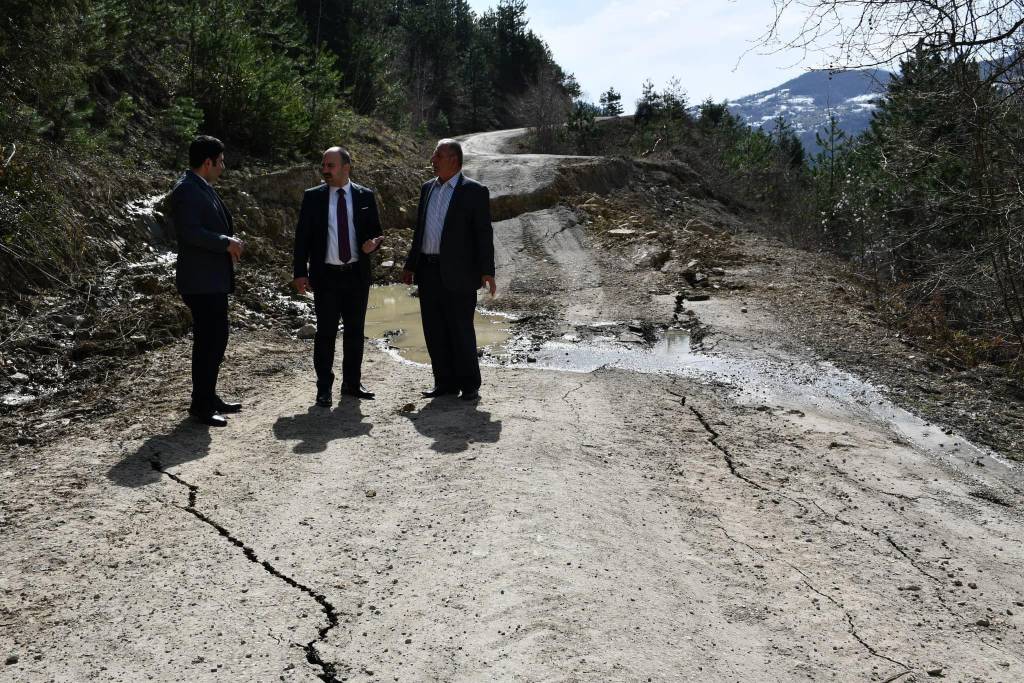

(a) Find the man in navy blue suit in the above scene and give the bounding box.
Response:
[168,136,244,427]
[293,147,384,406]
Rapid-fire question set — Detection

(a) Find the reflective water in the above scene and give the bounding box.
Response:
[529,329,694,373]
[364,285,512,364]
[520,330,1020,483]
[354,286,1015,483]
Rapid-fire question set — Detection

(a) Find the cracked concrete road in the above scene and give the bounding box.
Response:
[2,128,1024,682]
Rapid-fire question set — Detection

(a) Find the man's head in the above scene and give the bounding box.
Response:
[431,139,462,182]
[189,136,225,184]
[321,146,352,187]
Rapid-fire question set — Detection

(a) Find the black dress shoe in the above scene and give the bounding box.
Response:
[421,386,458,398]
[188,408,228,427]
[315,392,332,407]
[213,397,242,413]
[340,383,375,399]
[459,390,480,401]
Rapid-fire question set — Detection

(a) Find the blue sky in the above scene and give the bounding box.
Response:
[466,0,816,109]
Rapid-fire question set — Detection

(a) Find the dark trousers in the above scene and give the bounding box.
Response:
[181,293,229,411]
[313,267,370,391]
[417,262,480,392]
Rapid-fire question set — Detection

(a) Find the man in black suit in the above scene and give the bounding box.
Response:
[168,136,244,427]
[293,146,384,406]
[402,139,496,401]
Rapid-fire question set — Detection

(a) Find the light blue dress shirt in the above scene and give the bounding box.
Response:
[421,173,461,255]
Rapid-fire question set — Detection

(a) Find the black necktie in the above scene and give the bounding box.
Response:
[337,188,351,263]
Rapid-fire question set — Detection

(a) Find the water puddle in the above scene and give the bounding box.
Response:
[518,329,1020,483]
[354,289,1014,482]
[364,285,512,364]
[527,329,696,373]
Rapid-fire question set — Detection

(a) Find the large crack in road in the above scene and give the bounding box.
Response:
[149,453,342,682]
[686,402,767,492]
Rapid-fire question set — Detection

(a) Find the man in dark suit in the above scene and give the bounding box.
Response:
[402,139,496,401]
[168,135,245,427]
[293,146,384,406]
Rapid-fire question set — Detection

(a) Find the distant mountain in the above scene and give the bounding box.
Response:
[727,69,892,154]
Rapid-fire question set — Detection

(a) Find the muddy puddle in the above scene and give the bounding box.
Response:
[520,328,1021,484]
[355,289,1015,483]
[364,285,511,364]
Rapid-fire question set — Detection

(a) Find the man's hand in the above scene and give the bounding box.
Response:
[481,275,497,296]
[401,269,414,285]
[293,277,311,294]
[227,237,244,263]
[361,235,385,254]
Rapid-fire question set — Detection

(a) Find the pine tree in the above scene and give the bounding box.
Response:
[599,87,623,116]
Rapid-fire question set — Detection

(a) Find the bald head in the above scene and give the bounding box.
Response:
[321,146,352,187]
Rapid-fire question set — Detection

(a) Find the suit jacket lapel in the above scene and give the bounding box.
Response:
[349,184,372,261]
[212,190,231,233]
[190,171,232,234]
[350,184,362,226]
[351,184,363,237]
[319,184,331,238]
[417,183,430,235]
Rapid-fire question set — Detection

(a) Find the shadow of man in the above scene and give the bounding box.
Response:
[107,418,214,488]
[272,398,372,454]
[402,399,502,454]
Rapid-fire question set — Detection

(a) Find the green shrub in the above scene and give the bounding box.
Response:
[160,97,204,164]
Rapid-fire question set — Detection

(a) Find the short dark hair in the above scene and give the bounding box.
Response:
[188,136,225,169]
[436,138,463,166]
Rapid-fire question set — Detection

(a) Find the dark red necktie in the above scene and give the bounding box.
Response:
[337,189,351,262]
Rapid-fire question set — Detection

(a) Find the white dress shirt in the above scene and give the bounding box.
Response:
[326,182,357,265]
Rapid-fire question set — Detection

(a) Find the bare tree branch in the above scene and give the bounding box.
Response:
[759,0,1024,77]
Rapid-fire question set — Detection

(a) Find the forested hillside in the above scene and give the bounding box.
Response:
[1,0,568,156]
[0,0,574,294]
[294,0,576,134]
